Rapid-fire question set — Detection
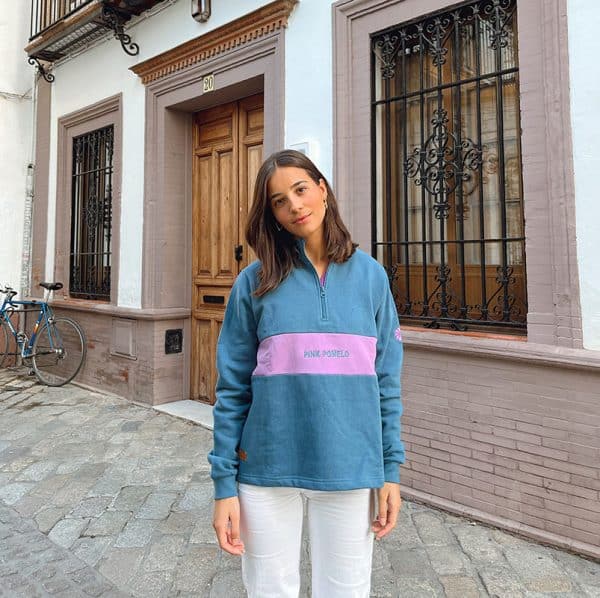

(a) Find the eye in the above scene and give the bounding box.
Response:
[272,197,285,208]
[297,186,308,194]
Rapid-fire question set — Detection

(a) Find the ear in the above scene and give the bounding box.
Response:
[318,178,327,199]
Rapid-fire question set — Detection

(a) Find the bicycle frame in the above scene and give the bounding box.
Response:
[0,293,55,359]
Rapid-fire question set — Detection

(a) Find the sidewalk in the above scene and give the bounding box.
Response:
[0,368,599,598]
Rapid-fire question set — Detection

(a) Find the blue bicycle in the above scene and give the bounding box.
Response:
[0,282,86,386]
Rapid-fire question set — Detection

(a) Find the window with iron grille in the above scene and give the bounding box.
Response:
[372,0,526,332]
[70,125,113,301]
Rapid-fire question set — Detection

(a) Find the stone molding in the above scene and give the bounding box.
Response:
[140,37,284,311]
[55,93,122,306]
[30,79,52,297]
[58,93,121,128]
[131,0,297,84]
[50,298,190,321]
[402,328,600,372]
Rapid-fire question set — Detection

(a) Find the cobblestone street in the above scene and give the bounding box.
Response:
[0,368,599,598]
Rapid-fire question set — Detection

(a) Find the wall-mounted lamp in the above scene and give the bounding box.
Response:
[192,0,211,22]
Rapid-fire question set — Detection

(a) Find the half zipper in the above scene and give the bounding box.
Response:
[296,240,329,321]
[318,274,328,320]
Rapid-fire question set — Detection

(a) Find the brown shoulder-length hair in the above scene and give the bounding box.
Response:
[246,149,357,297]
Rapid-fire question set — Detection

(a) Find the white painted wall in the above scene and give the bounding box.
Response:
[0,3,35,293]
[284,0,334,183]
[568,0,600,350]
[131,0,272,64]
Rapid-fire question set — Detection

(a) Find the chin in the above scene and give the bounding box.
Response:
[295,227,316,239]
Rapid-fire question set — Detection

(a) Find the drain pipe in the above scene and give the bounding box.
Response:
[14,68,38,369]
[20,69,38,300]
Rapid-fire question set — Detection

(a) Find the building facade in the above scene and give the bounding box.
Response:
[15,0,600,559]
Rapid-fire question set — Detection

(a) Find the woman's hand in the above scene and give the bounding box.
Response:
[371,482,402,540]
[213,496,245,555]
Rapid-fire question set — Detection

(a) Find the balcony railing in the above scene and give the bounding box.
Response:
[30,0,95,41]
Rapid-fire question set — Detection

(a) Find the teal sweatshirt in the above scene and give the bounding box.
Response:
[208,242,405,499]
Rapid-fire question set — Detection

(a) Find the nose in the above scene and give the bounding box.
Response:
[289,195,304,212]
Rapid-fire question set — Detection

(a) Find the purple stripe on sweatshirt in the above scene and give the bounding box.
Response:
[253,333,377,377]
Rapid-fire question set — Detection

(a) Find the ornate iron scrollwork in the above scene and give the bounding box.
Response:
[373,33,401,79]
[28,57,55,83]
[101,6,140,56]
[404,108,482,220]
[420,16,451,66]
[483,0,513,49]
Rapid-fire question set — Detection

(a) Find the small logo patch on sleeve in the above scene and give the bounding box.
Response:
[237,449,247,461]
[394,327,402,342]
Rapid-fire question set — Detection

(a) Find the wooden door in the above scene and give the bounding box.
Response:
[191,94,264,403]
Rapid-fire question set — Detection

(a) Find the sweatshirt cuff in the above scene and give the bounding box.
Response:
[213,476,238,500]
[384,461,401,484]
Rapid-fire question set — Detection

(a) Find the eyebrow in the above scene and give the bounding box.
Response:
[269,180,308,201]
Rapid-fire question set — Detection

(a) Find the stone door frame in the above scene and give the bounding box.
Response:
[135,6,290,400]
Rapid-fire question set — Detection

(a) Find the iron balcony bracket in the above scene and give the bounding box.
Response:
[28,57,55,83]
[101,5,140,56]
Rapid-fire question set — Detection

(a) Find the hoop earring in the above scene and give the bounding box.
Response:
[323,198,328,210]
[274,221,282,232]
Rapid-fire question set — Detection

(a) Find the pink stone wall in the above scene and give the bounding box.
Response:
[400,341,600,557]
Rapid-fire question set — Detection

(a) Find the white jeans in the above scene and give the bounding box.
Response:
[238,483,375,598]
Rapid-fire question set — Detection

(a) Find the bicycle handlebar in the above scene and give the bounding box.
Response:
[0,286,18,299]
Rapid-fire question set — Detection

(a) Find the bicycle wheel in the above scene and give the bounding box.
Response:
[32,317,86,386]
[0,322,10,368]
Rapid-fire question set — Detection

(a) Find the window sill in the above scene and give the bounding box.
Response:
[401,325,526,342]
[49,298,191,321]
[401,327,600,371]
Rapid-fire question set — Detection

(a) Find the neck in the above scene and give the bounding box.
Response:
[302,231,328,271]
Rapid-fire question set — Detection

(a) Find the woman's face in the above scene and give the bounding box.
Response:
[267,166,327,241]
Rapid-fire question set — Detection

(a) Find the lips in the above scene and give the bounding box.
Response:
[293,213,311,225]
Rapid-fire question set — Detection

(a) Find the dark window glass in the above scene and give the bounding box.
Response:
[70,125,113,301]
[372,0,526,332]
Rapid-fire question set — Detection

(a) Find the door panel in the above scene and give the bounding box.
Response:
[239,94,264,269]
[215,148,238,282]
[191,315,223,404]
[191,94,264,402]
[193,154,213,280]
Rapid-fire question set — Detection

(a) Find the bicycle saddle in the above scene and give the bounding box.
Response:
[39,282,63,291]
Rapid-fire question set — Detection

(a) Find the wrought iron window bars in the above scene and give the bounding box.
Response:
[371,0,526,332]
[70,125,113,301]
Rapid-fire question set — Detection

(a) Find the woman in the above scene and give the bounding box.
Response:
[208,149,404,597]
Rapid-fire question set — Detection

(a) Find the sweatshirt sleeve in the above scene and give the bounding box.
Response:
[207,270,258,499]
[374,268,405,484]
